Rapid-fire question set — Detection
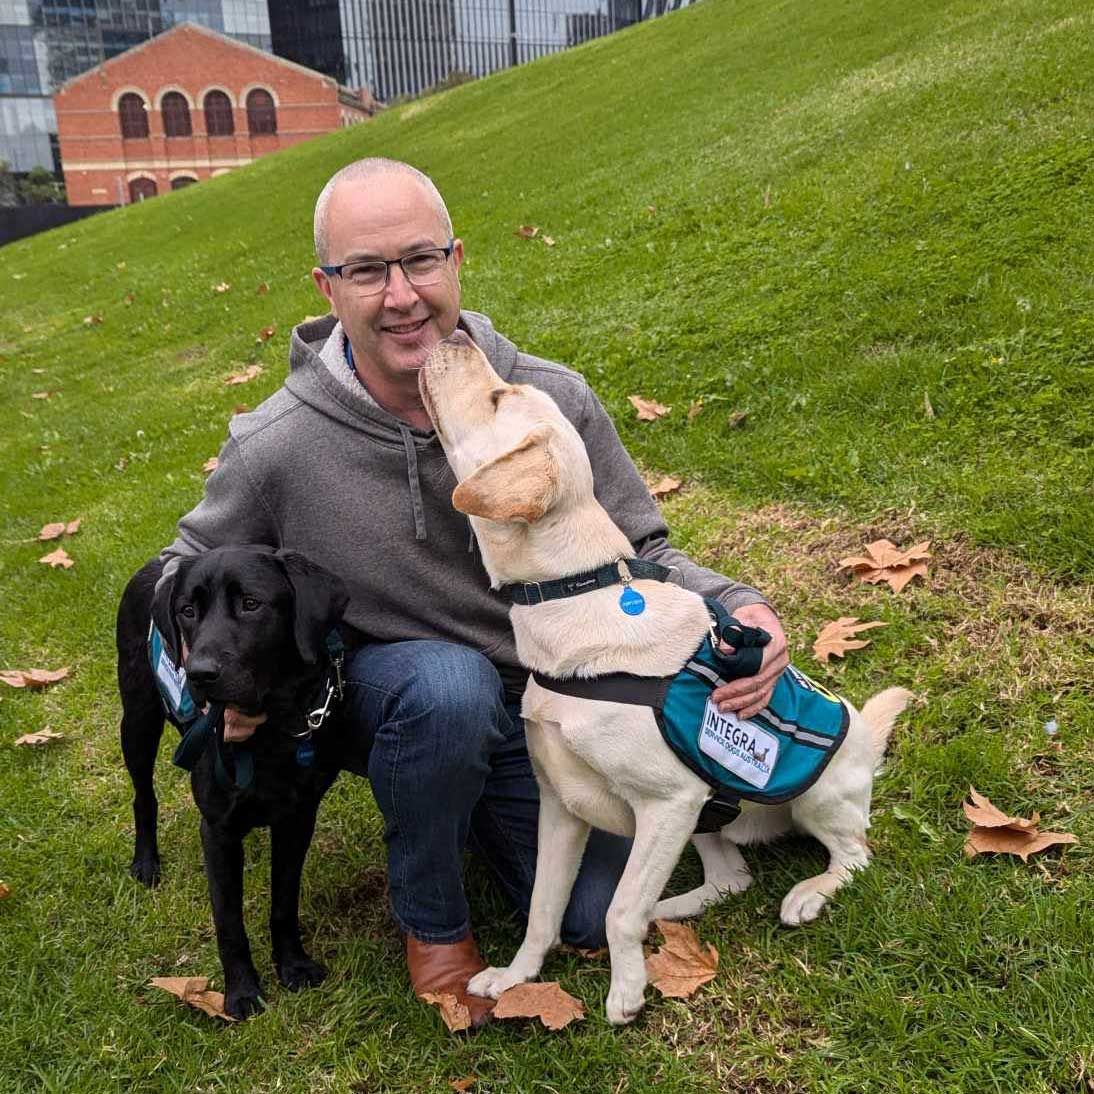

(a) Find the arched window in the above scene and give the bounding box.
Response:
[246,89,276,135]
[161,91,192,137]
[203,90,234,136]
[118,93,149,139]
[170,176,197,191]
[129,177,157,202]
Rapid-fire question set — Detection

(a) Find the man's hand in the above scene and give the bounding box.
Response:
[711,602,789,720]
[223,706,266,743]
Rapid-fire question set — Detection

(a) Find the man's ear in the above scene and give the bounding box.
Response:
[451,424,558,524]
[275,550,350,665]
[151,557,192,665]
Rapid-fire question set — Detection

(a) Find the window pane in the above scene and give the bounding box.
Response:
[245,88,276,134]
[203,90,234,136]
[161,91,191,137]
[118,92,148,139]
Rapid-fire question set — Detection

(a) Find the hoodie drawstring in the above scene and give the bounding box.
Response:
[399,424,428,542]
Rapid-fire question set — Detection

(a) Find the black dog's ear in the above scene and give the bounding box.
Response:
[275,550,350,665]
[151,557,193,665]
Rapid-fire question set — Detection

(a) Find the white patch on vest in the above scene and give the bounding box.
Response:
[156,647,187,709]
[698,699,779,789]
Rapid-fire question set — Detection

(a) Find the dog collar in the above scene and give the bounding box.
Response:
[499,557,673,606]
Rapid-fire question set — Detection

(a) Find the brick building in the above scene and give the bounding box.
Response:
[53,23,378,207]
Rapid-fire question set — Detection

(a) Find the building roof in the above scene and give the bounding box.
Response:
[55,21,360,101]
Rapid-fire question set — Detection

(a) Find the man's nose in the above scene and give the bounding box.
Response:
[383,263,420,309]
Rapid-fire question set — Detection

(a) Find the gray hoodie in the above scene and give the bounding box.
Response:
[162,311,767,693]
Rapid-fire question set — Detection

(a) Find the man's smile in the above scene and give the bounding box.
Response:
[381,318,429,336]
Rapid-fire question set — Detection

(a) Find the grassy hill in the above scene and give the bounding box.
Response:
[1,0,1092,1091]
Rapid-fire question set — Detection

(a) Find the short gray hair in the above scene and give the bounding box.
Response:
[313,158,453,263]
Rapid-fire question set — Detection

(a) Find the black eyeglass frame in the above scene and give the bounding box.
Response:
[319,239,456,289]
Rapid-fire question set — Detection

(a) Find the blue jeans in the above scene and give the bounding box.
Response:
[340,639,632,946]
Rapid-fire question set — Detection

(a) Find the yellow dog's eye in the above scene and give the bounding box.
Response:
[490,388,508,407]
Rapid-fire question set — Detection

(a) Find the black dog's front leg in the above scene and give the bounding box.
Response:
[270,810,328,991]
[199,817,264,1018]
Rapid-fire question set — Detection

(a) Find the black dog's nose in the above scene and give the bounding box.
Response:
[185,657,222,688]
[443,329,472,348]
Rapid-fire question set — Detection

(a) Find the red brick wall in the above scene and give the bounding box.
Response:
[55,24,369,206]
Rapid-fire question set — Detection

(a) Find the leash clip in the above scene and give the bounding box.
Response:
[306,683,335,732]
[615,559,633,586]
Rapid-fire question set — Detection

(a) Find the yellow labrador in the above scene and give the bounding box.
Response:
[420,332,912,1025]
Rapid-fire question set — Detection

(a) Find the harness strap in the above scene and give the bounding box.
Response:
[501,558,672,606]
[531,669,671,707]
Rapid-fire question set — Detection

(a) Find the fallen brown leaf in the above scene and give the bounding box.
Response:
[149,976,237,1021]
[648,475,682,499]
[963,787,1079,862]
[66,519,81,535]
[232,404,249,415]
[812,617,886,663]
[256,282,269,295]
[83,314,103,326]
[31,391,54,400]
[450,1078,477,1092]
[225,364,263,385]
[628,394,671,421]
[687,399,704,422]
[38,522,66,541]
[39,547,74,569]
[202,457,219,474]
[542,235,556,247]
[0,667,70,688]
[124,292,136,305]
[257,325,276,342]
[492,981,585,1030]
[14,728,64,747]
[420,991,471,1032]
[515,225,539,239]
[837,538,931,593]
[645,920,718,999]
[0,882,10,900]
[728,409,748,429]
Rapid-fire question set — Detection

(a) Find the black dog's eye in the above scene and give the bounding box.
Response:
[178,604,195,619]
[241,596,261,612]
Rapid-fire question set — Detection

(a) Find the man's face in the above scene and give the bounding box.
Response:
[312,174,463,388]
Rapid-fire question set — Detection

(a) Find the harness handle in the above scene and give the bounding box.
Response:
[705,599,771,680]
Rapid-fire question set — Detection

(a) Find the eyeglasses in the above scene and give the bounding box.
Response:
[320,240,455,295]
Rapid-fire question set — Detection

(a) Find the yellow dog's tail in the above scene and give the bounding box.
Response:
[860,687,915,770]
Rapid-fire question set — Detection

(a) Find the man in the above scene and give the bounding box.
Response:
[162,158,788,1026]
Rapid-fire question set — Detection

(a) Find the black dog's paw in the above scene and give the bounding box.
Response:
[224,983,266,1020]
[130,854,162,888]
[276,956,328,991]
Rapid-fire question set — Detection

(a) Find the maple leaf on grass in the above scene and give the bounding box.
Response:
[812,617,886,663]
[450,1078,477,1092]
[225,364,263,385]
[515,224,539,239]
[37,519,80,541]
[257,325,276,343]
[492,981,585,1030]
[420,990,471,1032]
[645,920,718,999]
[0,882,10,900]
[149,977,237,1021]
[837,538,931,593]
[628,394,671,421]
[14,728,64,747]
[39,547,74,569]
[202,457,219,474]
[0,667,70,688]
[963,787,1078,862]
[646,474,682,499]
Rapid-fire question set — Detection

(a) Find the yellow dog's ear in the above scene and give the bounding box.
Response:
[452,424,557,523]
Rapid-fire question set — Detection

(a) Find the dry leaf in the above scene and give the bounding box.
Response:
[687,399,704,422]
[420,991,471,1032]
[648,475,682,499]
[515,225,539,239]
[257,325,276,342]
[225,364,263,385]
[923,390,935,419]
[213,282,231,293]
[542,235,556,247]
[32,391,53,399]
[645,920,718,999]
[39,547,74,569]
[812,617,886,663]
[65,519,81,535]
[728,409,748,428]
[963,787,1078,862]
[492,981,585,1030]
[14,728,64,746]
[837,539,931,594]
[38,522,66,541]
[124,292,136,305]
[450,1079,477,1092]
[628,394,671,421]
[83,314,103,326]
[0,882,10,900]
[202,457,219,474]
[149,976,237,1021]
[0,667,70,688]
[256,282,269,295]
[232,404,249,415]
[116,261,126,270]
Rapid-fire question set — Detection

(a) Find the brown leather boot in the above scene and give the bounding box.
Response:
[406,932,496,1031]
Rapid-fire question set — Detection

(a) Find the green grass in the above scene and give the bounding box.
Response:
[1,0,1093,1089]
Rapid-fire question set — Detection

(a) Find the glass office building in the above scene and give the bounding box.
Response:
[0,1,271,174]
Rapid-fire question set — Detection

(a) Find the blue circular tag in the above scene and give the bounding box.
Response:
[296,740,316,767]
[619,586,646,616]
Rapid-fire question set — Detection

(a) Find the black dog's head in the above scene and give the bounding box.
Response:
[152,545,349,712]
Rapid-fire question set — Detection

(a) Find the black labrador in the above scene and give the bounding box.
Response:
[116,545,349,1018]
